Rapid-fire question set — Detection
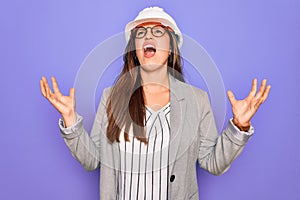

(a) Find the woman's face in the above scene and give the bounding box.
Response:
[134,22,171,72]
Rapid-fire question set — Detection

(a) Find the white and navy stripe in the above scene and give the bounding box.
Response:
[117,102,171,200]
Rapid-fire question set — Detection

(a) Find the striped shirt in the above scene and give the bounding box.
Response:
[117,102,171,200]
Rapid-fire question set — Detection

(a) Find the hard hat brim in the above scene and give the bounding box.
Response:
[125,17,183,48]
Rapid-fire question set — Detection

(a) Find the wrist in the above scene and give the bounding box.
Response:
[62,110,76,128]
[232,118,251,132]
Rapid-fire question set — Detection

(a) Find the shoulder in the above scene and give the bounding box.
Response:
[172,79,212,117]
[100,86,113,100]
[102,86,113,96]
[96,86,113,109]
[174,78,208,100]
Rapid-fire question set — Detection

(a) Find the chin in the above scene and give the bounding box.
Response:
[139,56,168,66]
[140,63,169,75]
[139,62,163,71]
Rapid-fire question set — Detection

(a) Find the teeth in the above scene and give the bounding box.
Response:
[144,44,155,50]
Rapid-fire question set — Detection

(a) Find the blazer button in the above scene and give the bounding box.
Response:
[170,175,175,182]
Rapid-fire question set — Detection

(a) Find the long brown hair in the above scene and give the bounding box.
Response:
[106,28,185,144]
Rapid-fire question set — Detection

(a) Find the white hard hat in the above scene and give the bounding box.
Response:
[125,7,183,48]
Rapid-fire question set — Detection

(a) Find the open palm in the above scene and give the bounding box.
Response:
[227,79,271,131]
[40,76,76,127]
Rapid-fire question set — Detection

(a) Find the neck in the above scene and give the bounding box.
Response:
[140,66,170,93]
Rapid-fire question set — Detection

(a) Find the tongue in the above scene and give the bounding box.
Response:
[144,49,155,58]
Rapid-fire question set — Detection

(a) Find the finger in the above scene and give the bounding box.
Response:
[254,85,271,109]
[261,85,271,103]
[70,87,75,100]
[40,79,47,97]
[227,90,236,106]
[46,85,54,100]
[40,78,50,98]
[255,79,267,100]
[44,77,54,100]
[51,76,62,96]
[247,78,257,98]
[41,76,52,99]
[254,99,262,110]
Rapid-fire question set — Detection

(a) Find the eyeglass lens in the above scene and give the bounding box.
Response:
[135,26,166,38]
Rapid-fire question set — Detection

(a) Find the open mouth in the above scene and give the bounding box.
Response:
[143,44,156,58]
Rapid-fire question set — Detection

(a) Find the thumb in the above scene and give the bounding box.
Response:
[227,90,236,106]
[70,87,75,100]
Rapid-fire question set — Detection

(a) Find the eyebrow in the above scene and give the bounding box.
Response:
[134,24,174,33]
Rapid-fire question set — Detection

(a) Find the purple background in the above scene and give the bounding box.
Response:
[1,0,299,199]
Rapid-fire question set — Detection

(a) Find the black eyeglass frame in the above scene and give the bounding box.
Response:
[133,25,173,39]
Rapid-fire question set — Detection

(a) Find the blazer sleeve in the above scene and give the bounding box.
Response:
[58,87,111,172]
[197,91,254,175]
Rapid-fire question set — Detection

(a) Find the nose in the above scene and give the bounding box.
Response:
[145,27,153,39]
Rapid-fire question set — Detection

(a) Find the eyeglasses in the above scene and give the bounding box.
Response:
[134,25,168,39]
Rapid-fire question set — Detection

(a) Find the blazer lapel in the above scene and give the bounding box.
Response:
[168,73,187,171]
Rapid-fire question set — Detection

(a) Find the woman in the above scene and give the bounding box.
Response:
[40,7,270,200]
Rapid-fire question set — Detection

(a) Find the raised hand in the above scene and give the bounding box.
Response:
[227,78,271,131]
[40,76,76,127]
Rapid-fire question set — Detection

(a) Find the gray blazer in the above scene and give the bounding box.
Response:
[60,73,253,200]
